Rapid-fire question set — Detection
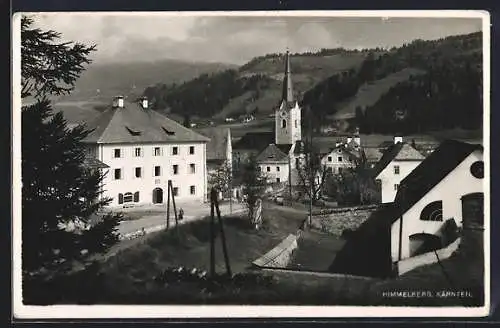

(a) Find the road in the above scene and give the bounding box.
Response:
[117,202,246,236]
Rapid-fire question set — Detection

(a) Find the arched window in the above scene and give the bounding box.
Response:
[118,193,124,204]
[134,191,140,202]
[420,201,443,221]
[123,192,133,203]
[282,119,287,128]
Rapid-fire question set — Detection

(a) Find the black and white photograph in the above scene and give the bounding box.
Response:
[12,11,490,318]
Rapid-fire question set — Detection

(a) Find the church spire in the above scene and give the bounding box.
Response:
[281,50,294,105]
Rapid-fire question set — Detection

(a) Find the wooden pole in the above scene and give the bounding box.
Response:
[288,155,292,205]
[214,191,232,276]
[166,181,171,230]
[169,180,179,227]
[209,188,216,277]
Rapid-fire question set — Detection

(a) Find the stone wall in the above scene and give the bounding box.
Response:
[252,234,299,268]
[310,205,378,236]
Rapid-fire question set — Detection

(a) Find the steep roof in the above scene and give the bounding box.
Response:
[232,132,274,152]
[195,127,231,161]
[83,100,210,144]
[372,142,425,178]
[256,144,289,163]
[281,50,295,108]
[394,140,483,218]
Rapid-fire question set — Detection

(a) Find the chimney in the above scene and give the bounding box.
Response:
[113,96,124,108]
[354,137,361,146]
[141,97,149,109]
[394,136,403,144]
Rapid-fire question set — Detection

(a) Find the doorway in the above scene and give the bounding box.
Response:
[153,187,163,204]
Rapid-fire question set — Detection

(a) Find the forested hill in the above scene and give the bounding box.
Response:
[142,31,482,134]
[301,31,482,133]
[142,48,369,120]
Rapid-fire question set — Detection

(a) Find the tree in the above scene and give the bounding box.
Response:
[208,162,232,199]
[21,15,120,277]
[240,155,267,223]
[21,16,96,99]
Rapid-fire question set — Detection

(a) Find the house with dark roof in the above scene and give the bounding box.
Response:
[82,96,210,207]
[330,140,484,277]
[320,141,363,174]
[372,138,425,203]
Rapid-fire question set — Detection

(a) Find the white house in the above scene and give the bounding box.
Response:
[256,144,291,185]
[372,138,425,203]
[320,141,362,174]
[390,140,484,263]
[83,96,210,208]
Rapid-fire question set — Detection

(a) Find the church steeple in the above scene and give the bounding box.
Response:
[281,50,294,105]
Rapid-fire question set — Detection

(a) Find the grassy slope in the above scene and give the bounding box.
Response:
[216,53,367,119]
[330,67,427,120]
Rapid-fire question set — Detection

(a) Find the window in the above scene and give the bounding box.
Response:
[394,184,399,191]
[134,147,142,157]
[338,167,343,174]
[394,165,400,175]
[114,148,121,158]
[154,147,161,156]
[296,158,300,167]
[154,166,161,177]
[114,168,122,180]
[470,161,484,179]
[173,187,179,196]
[135,167,142,178]
[189,146,195,155]
[173,165,179,175]
[294,120,298,128]
[172,146,178,155]
[266,166,271,172]
[134,191,140,202]
[189,163,196,174]
[276,178,281,183]
[276,166,280,172]
[420,201,443,221]
[282,119,287,128]
[123,192,133,203]
[328,156,332,162]
[118,193,124,204]
[190,185,196,195]
[338,156,343,162]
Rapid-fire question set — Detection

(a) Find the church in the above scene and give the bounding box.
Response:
[233,50,305,187]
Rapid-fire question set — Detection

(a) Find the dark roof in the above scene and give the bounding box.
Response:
[363,147,384,163]
[195,127,231,161]
[82,156,109,169]
[372,142,424,178]
[393,140,483,218]
[256,144,289,163]
[232,132,274,152]
[83,100,210,144]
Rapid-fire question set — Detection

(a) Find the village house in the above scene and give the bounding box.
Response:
[320,138,362,174]
[82,96,210,207]
[372,137,425,203]
[330,140,484,278]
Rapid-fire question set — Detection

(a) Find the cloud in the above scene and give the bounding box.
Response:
[30,13,483,65]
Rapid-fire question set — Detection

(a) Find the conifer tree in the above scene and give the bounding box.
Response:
[20,15,120,276]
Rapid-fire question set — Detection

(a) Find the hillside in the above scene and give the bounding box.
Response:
[142,50,368,120]
[55,59,237,103]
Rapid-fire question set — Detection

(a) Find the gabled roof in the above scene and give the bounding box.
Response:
[394,140,483,218]
[82,156,109,169]
[363,147,384,163]
[232,132,274,152]
[195,127,231,161]
[372,142,425,178]
[83,100,210,144]
[256,144,289,164]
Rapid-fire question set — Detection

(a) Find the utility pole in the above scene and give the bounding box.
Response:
[308,107,313,228]
[209,187,232,277]
[288,155,292,205]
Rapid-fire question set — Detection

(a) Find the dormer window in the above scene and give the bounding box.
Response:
[162,127,175,136]
[126,127,141,136]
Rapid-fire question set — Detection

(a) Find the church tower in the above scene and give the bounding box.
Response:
[275,50,302,145]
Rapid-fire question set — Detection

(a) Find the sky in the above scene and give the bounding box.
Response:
[30,13,483,65]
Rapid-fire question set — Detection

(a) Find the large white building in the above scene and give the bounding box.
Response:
[372,138,425,203]
[390,140,484,263]
[83,96,210,208]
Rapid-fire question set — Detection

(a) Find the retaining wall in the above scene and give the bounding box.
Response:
[310,205,378,236]
[252,233,299,268]
[397,237,461,275]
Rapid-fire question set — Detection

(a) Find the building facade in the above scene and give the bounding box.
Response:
[83,96,209,208]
